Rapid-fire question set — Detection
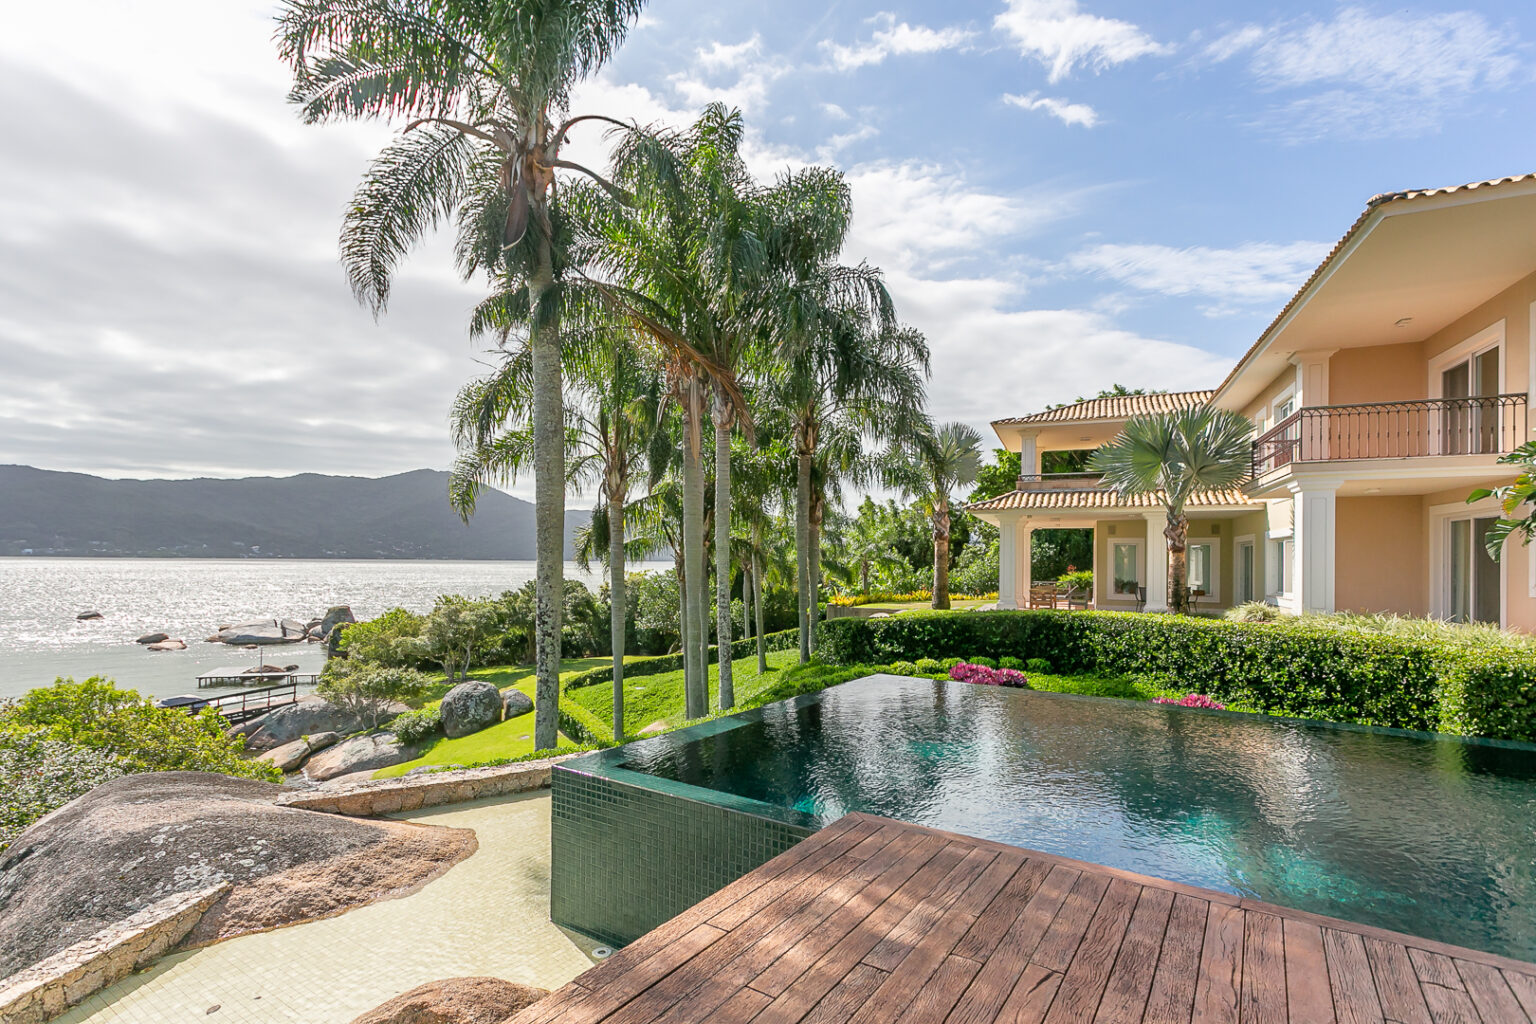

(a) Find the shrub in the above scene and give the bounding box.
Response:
[914,658,942,674]
[967,656,997,669]
[1226,601,1282,622]
[939,657,962,671]
[318,663,433,731]
[816,609,1536,741]
[390,705,443,745]
[1026,657,1052,674]
[998,657,1024,671]
[1057,569,1094,591]
[337,607,428,667]
[889,661,919,675]
[0,677,279,781]
[1,736,128,851]
[949,662,1030,688]
[1153,694,1226,710]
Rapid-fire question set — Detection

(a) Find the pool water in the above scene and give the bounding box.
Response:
[621,675,1536,961]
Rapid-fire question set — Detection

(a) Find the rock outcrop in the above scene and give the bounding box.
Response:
[237,697,406,752]
[213,619,309,645]
[145,639,187,651]
[347,977,548,1024]
[75,611,103,621]
[255,731,339,773]
[439,681,502,738]
[0,772,476,980]
[134,632,169,645]
[500,690,534,721]
[305,733,420,781]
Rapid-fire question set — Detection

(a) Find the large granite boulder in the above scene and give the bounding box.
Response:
[134,632,169,645]
[215,619,309,645]
[439,681,501,738]
[348,977,548,1024]
[255,731,341,773]
[239,696,407,752]
[0,772,476,980]
[305,733,420,781]
[501,690,533,721]
[320,605,355,637]
[76,611,103,620]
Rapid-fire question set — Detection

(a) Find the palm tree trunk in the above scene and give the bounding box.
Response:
[795,445,813,663]
[1166,513,1189,614]
[932,499,952,610]
[712,390,734,710]
[809,497,823,654]
[742,557,752,641]
[528,246,562,752]
[674,544,687,658]
[753,525,767,675]
[607,487,626,743]
[681,376,708,718]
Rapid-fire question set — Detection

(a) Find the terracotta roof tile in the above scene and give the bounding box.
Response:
[966,487,1257,513]
[1213,172,1536,401]
[993,390,1213,427]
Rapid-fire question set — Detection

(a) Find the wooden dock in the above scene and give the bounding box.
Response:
[513,813,1536,1024]
[196,666,320,689]
[160,681,303,725]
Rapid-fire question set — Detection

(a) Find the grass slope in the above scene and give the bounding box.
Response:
[376,658,610,778]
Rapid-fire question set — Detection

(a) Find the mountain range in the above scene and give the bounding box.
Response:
[0,466,589,559]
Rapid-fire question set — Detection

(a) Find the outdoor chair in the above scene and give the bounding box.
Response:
[1134,586,1147,613]
[1064,585,1091,611]
[1028,583,1058,609]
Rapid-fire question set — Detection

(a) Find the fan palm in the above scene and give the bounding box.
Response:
[276,0,646,749]
[889,422,983,609]
[1088,407,1254,613]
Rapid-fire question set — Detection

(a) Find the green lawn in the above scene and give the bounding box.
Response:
[566,647,802,737]
[375,657,610,778]
[833,598,992,614]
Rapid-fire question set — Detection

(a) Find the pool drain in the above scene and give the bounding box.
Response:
[592,946,613,959]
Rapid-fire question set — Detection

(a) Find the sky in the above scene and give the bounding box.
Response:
[2,0,1535,499]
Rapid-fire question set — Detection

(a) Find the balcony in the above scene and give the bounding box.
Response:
[1251,393,1528,477]
[1015,472,1106,491]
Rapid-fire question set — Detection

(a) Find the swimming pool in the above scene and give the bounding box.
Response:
[553,675,1536,958]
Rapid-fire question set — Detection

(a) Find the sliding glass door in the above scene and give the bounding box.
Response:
[1447,516,1501,624]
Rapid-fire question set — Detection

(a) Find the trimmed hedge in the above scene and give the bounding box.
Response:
[816,610,1536,741]
[562,629,800,692]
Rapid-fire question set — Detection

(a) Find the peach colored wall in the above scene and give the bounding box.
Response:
[1329,343,1425,404]
[1242,370,1298,429]
[1421,270,1536,394]
[1334,497,1427,616]
[1420,483,1536,631]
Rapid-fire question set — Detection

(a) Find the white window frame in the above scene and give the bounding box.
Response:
[1270,384,1297,429]
[1265,532,1294,600]
[1106,538,1144,602]
[1185,538,1220,603]
[1428,320,1505,397]
[1234,534,1257,603]
[1429,497,1507,626]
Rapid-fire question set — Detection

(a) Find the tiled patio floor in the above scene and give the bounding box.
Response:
[58,792,594,1024]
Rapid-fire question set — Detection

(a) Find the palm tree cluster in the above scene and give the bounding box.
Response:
[277,0,957,740]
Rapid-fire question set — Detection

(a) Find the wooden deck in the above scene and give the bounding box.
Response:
[513,813,1536,1024]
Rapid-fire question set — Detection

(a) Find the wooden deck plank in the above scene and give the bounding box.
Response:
[1042,877,1141,1024]
[1093,885,1175,1024]
[945,864,1081,1024]
[1191,902,1244,1024]
[1363,937,1431,1024]
[1455,961,1532,1024]
[1242,913,1288,1024]
[527,814,1536,1024]
[1143,894,1210,1024]
[1282,918,1336,1024]
[1324,929,1385,1024]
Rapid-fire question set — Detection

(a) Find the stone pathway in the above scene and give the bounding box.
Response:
[58,793,596,1024]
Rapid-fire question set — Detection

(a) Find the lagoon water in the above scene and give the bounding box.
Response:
[0,557,666,702]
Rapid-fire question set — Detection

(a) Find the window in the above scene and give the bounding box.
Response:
[1187,542,1217,600]
[1109,540,1141,596]
[1268,537,1294,596]
[1272,390,1297,428]
[1446,516,1501,624]
[1235,537,1256,603]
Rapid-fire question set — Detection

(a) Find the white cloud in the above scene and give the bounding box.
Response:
[669,36,789,115]
[1206,7,1523,141]
[994,0,1170,82]
[1066,241,1329,315]
[1003,92,1100,127]
[696,35,765,72]
[822,102,852,121]
[816,124,880,162]
[823,12,976,71]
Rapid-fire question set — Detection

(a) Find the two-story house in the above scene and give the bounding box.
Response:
[969,173,1536,629]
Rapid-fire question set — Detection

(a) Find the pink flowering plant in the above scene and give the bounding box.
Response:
[1152,694,1226,710]
[949,662,1030,688]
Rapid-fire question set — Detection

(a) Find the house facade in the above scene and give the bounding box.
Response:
[970,173,1536,628]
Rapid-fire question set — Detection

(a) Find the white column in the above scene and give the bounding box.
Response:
[1142,511,1169,612]
[1291,350,1336,460]
[1018,431,1040,479]
[997,517,1017,609]
[1289,479,1340,613]
[1090,523,1101,610]
[1017,524,1034,606]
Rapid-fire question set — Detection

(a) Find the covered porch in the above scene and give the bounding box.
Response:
[970,489,1263,614]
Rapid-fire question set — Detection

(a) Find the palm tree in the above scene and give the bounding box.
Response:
[449,330,663,740]
[1089,407,1254,614]
[890,422,983,609]
[844,499,905,594]
[277,0,646,750]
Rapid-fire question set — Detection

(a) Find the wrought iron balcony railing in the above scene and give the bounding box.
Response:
[1250,393,1529,477]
